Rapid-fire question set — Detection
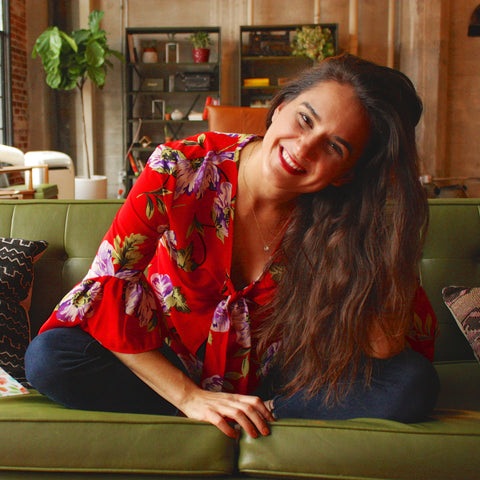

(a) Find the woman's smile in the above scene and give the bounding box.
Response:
[280,146,306,175]
[258,81,371,196]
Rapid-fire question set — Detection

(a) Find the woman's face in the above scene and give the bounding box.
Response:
[261,80,371,196]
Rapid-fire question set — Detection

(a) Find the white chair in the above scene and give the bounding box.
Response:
[0,145,58,199]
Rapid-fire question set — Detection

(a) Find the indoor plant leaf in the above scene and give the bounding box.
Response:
[87,66,106,87]
[86,41,105,69]
[88,9,104,32]
[32,9,124,180]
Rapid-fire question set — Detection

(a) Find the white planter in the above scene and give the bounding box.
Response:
[74,175,108,200]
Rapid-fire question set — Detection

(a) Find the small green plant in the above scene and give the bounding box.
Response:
[189,31,212,49]
[291,26,335,62]
[32,10,124,178]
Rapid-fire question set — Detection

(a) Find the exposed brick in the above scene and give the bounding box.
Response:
[9,0,28,150]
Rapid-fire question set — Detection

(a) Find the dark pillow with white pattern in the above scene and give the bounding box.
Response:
[0,237,48,383]
[442,286,480,363]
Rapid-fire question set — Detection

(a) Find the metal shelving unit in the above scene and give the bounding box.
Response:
[124,27,221,192]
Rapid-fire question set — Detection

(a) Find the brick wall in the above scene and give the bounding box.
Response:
[9,0,28,150]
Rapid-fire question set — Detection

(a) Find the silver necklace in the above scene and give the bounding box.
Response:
[241,141,291,254]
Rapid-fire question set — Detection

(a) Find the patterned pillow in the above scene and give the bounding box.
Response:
[0,238,48,383]
[442,286,480,363]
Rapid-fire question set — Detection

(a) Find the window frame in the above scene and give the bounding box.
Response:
[0,0,12,145]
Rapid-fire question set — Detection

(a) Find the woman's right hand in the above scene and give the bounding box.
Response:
[112,348,275,439]
[178,388,275,439]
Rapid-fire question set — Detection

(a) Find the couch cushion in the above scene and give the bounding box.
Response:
[239,413,480,480]
[239,361,480,480]
[0,391,236,476]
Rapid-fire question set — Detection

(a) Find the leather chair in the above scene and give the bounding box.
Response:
[206,105,269,136]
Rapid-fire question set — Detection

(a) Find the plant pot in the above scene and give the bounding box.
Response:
[142,48,158,63]
[192,48,210,63]
[75,175,108,200]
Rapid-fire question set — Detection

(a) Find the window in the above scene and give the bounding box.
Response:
[0,0,12,144]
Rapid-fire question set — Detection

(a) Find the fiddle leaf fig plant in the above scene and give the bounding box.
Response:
[32,10,124,179]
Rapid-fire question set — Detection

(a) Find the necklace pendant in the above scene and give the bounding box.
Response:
[264,245,270,252]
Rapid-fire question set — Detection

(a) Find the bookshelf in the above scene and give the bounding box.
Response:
[124,27,221,193]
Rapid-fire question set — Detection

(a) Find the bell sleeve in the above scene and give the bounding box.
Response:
[40,146,176,353]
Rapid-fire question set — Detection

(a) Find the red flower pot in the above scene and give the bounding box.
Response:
[192,48,210,63]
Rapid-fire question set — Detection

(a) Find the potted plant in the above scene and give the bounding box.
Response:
[291,25,335,63]
[142,41,158,63]
[189,31,211,63]
[164,125,173,143]
[32,10,124,198]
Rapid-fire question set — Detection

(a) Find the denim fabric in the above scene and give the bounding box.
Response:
[25,327,181,415]
[268,350,440,423]
[25,327,440,422]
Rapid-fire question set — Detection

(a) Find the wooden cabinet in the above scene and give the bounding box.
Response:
[124,27,221,192]
[239,24,337,107]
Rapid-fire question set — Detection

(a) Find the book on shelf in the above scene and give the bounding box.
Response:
[202,96,220,120]
[128,152,139,175]
[128,152,145,176]
[127,34,138,63]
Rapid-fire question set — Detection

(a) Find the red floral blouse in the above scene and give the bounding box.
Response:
[40,132,437,395]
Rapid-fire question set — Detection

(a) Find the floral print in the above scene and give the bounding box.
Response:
[41,132,274,394]
[212,299,230,332]
[231,299,251,348]
[56,280,103,323]
[212,183,232,242]
[40,131,437,395]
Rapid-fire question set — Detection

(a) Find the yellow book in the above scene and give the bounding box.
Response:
[243,78,270,87]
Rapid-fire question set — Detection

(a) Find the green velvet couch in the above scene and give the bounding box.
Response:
[0,198,479,480]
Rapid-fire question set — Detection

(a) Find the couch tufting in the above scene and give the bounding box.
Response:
[0,198,479,480]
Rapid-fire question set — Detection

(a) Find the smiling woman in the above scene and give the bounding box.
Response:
[257,53,432,403]
[25,54,439,440]
[257,80,370,194]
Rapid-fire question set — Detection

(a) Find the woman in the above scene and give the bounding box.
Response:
[26,54,439,439]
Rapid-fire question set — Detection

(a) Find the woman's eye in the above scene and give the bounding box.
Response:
[327,141,343,157]
[298,112,313,128]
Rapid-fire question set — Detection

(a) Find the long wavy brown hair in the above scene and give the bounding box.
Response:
[256,54,428,404]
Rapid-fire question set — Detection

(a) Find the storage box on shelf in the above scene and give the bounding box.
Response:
[125,27,221,193]
[239,24,338,107]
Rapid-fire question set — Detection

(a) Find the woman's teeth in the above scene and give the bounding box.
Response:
[282,149,305,172]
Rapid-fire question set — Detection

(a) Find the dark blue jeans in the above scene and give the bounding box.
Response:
[25,327,440,422]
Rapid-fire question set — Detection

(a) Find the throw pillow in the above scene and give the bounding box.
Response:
[442,286,480,363]
[0,237,48,384]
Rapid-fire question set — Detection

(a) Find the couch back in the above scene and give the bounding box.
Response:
[419,198,478,361]
[0,200,122,336]
[0,198,476,362]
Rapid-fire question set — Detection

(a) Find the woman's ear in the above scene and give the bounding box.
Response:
[271,102,285,122]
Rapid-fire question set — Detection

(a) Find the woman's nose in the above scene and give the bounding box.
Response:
[294,132,321,161]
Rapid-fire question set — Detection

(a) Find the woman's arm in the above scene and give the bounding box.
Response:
[112,349,274,439]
